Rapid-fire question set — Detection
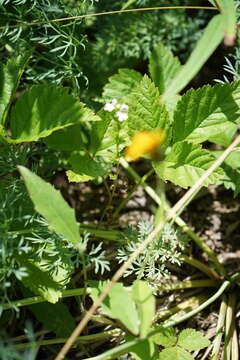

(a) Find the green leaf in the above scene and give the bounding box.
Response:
[172,81,240,146]
[153,142,223,188]
[10,85,99,143]
[102,68,142,102]
[149,43,181,95]
[132,281,155,337]
[18,166,82,247]
[217,0,236,46]
[178,329,210,351]
[128,76,171,142]
[44,123,86,151]
[90,110,129,161]
[159,347,194,360]
[121,0,138,10]
[0,53,30,129]
[151,327,177,347]
[30,302,75,337]
[66,153,111,182]
[162,14,224,100]
[18,257,72,303]
[90,281,139,335]
[127,336,158,360]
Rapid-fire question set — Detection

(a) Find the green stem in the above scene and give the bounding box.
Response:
[162,280,230,328]
[2,288,86,310]
[157,279,218,291]
[224,293,236,360]
[211,295,228,360]
[120,158,226,276]
[182,255,220,280]
[14,329,120,350]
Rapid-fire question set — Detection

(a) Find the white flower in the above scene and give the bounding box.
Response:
[120,104,128,112]
[104,98,118,112]
[116,111,128,122]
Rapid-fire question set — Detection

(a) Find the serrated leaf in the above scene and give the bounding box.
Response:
[18,166,81,247]
[217,0,236,46]
[90,281,139,335]
[44,123,86,151]
[153,142,223,188]
[162,14,224,100]
[66,153,111,182]
[178,329,210,351]
[0,53,30,128]
[149,43,181,94]
[18,257,72,303]
[10,85,99,143]
[151,327,177,347]
[132,281,155,337]
[159,346,194,360]
[172,81,240,146]
[30,302,75,337]
[128,76,171,142]
[102,68,142,102]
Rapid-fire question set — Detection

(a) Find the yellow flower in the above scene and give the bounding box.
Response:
[125,129,166,162]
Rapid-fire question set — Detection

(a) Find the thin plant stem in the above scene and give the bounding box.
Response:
[55,135,240,360]
[0,6,218,31]
[14,329,120,350]
[156,279,218,291]
[182,255,220,280]
[211,295,228,360]
[224,293,237,360]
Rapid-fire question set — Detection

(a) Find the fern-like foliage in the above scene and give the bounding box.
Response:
[117,222,188,281]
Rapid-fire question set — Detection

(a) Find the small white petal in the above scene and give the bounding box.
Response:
[111,98,118,105]
[104,103,115,112]
[116,111,128,122]
[120,104,128,112]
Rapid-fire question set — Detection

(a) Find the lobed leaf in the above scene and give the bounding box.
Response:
[18,166,81,247]
[153,142,223,188]
[172,81,240,146]
[177,329,210,351]
[151,327,177,348]
[10,85,99,143]
[159,346,194,360]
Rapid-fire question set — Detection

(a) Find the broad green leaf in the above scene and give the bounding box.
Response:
[153,142,223,188]
[149,43,181,95]
[132,281,155,337]
[172,81,240,146]
[102,68,142,102]
[151,327,177,347]
[30,302,75,337]
[18,166,82,247]
[18,257,72,303]
[90,110,129,161]
[10,85,99,143]
[90,281,139,335]
[45,123,86,151]
[178,329,210,351]
[128,76,171,143]
[0,53,30,128]
[162,15,224,101]
[159,346,194,360]
[66,153,111,182]
[127,336,157,360]
[217,0,236,46]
